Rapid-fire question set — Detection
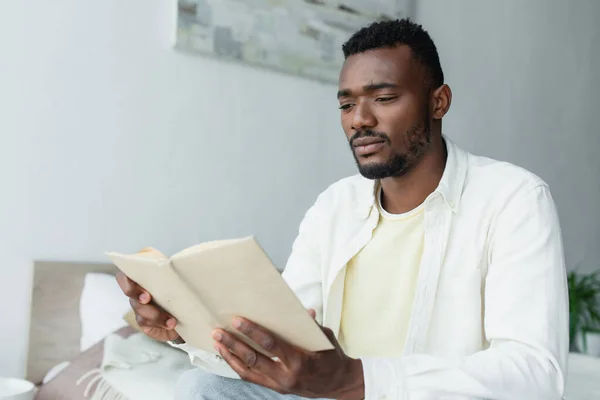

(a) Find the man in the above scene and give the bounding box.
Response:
[117,19,568,399]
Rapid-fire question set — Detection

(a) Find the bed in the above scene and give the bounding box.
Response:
[27,261,194,400]
[26,261,600,399]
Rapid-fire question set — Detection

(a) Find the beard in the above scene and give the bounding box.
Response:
[349,109,432,180]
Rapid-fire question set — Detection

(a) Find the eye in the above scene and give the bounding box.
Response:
[375,96,397,103]
[339,103,354,111]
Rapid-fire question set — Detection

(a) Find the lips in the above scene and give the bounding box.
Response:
[352,137,387,156]
[352,137,386,147]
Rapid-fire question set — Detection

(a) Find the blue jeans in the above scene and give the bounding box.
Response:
[175,368,330,399]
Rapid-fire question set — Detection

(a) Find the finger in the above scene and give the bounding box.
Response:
[307,309,316,319]
[232,317,293,364]
[142,326,181,342]
[214,343,285,394]
[116,271,151,304]
[213,330,274,370]
[130,298,176,330]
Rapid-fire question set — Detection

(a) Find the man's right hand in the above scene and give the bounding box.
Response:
[116,271,180,342]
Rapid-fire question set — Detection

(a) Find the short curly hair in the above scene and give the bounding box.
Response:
[342,18,444,89]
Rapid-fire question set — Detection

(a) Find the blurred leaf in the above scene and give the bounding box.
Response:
[568,269,600,353]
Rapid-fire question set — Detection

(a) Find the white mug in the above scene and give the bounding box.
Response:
[0,377,35,400]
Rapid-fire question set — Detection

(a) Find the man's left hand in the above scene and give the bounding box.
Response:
[212,317,365,400]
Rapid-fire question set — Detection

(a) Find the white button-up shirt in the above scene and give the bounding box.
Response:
[179,137,569,400]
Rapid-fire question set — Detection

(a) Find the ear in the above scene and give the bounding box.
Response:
[431,84,452,120]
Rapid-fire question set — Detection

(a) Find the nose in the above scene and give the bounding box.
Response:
[351,101,376,131]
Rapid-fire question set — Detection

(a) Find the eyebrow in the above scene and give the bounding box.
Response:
[337,82,399,99]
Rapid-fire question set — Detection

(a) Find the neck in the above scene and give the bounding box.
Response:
[379,134,447,214]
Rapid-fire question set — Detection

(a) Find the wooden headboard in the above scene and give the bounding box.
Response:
[26,261,118,384]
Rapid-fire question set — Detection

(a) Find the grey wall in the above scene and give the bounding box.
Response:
[416,0,600,272]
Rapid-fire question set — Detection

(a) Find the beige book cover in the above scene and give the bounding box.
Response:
[106,236,334,356]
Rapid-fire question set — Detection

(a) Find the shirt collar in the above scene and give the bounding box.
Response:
[353,135,468,219]
[436,136,468,213]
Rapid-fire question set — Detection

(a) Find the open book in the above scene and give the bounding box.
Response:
[106,236,334,357]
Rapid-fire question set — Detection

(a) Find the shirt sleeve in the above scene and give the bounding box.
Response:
[168,341,242,379]
[360,185,569,400]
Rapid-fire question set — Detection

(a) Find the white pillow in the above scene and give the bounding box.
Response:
[79,273,131,351]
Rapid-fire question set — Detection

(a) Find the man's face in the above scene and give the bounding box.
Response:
[338,45,432,180]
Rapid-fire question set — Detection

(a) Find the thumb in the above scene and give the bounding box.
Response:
[307,309,317,319]
[321,327,342,349]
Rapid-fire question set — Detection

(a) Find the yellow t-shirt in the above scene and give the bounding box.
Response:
[339,196,425,359]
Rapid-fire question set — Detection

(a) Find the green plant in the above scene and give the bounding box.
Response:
[568,270,600,352]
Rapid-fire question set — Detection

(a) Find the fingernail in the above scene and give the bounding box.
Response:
[166,318,176,329]
[213,344,221,353]
[232,318,243,329]
[212,331,223,341]
[139,293,150,303]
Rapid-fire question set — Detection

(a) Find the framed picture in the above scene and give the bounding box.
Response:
[175,0,412,84]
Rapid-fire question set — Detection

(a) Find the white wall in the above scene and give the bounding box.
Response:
[0,0,354,377]
[416,0,600,272]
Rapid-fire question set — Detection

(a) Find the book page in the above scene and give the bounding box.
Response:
[135,247,168,260]
[170,236,334,355]
[173,237,246,259]
[106,252,218,352]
